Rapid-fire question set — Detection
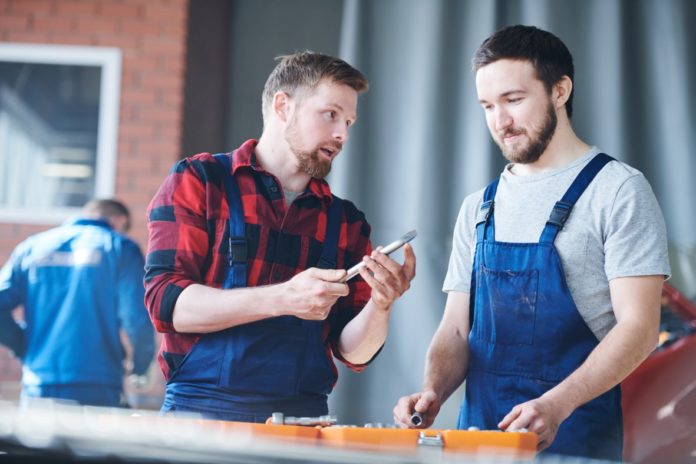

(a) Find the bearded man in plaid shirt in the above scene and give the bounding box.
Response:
[144,52,416,422]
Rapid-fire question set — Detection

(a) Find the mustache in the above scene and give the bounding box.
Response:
[323,140,343,152]
[499,128,526,139]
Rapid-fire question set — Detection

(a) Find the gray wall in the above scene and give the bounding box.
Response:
[225,0,344,149]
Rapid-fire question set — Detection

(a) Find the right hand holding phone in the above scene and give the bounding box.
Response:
[360,244,416,309]
[281,268,349,320]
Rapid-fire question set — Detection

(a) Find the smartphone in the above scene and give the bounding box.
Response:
[341,230,417,282]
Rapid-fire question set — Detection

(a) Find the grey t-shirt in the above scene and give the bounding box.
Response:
[443,148,671,340]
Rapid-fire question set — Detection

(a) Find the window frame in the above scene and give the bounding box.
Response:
[0,43,121,224]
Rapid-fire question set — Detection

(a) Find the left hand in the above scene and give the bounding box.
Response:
[359,243,416,308]
[128,373,149,390]
[498,396,571,451]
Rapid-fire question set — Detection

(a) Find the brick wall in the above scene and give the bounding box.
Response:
[0,0,189,404]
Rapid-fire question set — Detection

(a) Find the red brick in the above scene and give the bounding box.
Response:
[154,125,181,140]
[33,16,74,33]
[141,37,184,56]
[86,33,139,50]
[0,13,30,30]
[45,33,90,46]
[119,123,157,139]
[8,0,54,15]
[159,56,185,74]
[99,1,142,18]
[54,0,98,16]
[160,92,183,109]
[125,55,163,72]
[5,31,51,42]
[73,16,119,35]
[120,69,143,88]
[136,141,179,155]
[143,3,185,24]
[120,20,161,37]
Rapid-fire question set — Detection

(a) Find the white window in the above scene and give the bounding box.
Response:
[0,44,121,224]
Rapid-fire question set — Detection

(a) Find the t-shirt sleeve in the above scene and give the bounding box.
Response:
[604,174,671,280]
[442,195,480,293]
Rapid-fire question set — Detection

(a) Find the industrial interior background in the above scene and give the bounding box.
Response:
[0,0,694,433]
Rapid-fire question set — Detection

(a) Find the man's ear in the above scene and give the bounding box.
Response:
[554,75,573,109]
[273,91,292,123]
[109,215,130,234]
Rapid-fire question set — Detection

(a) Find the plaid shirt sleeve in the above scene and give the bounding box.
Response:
[144,155,215,334]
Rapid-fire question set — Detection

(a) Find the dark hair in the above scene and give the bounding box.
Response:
[261,51,369,120]
[83,199,131,231]
[473,25,575,118]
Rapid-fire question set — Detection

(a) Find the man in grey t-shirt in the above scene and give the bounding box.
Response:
[393,25,669,460]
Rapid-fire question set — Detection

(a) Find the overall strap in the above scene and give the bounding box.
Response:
[213,153,247,289]
[475,177,500,243]
[316,195,344,269]
[539,153,614,244]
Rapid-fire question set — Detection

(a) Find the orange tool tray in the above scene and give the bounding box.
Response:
[321,427,537,456]
[208,420,536,457]
[213,420,320,442]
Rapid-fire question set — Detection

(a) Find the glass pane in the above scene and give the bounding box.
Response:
[0,62,101,209]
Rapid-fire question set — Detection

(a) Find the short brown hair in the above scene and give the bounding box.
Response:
[261,51,368,121]
[83,198,131,231]
[473,25,575,118]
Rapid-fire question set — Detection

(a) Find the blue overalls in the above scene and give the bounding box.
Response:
[161,153,344,422]
[459,154,623,460]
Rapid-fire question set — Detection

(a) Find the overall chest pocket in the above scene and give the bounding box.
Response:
[475,265,538,346]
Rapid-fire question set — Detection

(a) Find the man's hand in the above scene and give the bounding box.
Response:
[393,389,441,428]
[359,243,416,309]
[498,396,572,451]
[280,268,349,320]
[128,373,149,389]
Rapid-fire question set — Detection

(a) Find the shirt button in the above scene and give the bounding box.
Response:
[269,186,278,193]
[273,271,281,281]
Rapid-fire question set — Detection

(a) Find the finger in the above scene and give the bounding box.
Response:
[394,396,417,425]
[414,391,435,413]
[370,248,404,276]
[359,265,389,296]
[402,243,416,280]
[360,267,394,300]
[309,267,347,282]
[321,281,350,297]
[506,408,535,432]
[362,256,395,286]
[528,417,547,436]
[498,405,522,430]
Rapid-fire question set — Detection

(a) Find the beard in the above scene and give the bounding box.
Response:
[284,115,341,179]
[294,146,333,179]
[496,100,557,164]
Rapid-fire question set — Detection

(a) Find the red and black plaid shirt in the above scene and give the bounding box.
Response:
[144,139,373,380]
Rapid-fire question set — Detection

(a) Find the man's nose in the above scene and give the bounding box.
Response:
[494,108,513,132]
[333,123,349,143]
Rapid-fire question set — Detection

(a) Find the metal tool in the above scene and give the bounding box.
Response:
[270,412,337,427]
[410,412,423,426]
